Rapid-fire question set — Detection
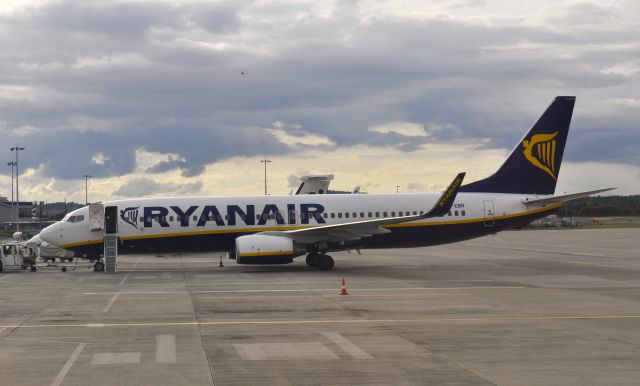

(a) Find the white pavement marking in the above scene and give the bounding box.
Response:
[102,293,119,313]
[91,352,141,365]
[51,343,86,386]
[118,274,129,286]
[82,286,526,295]
[156,334,177,363]
[4,314,640,330]
[0,327,7,334]
[234,342,338,360]
[0,275,11,281]
[322,332,373,359]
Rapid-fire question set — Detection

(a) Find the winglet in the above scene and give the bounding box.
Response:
[422,172,466,218]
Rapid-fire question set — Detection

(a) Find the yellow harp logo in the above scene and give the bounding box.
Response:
[522,131,559,180]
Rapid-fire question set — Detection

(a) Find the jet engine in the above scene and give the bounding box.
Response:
[235,234,303,264]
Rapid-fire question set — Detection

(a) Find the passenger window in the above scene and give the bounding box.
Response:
[331,213,335,218]
[193,215,197,221]
[216,214,222,221]
[419,211,424,215]
[169,216,174,221]
[413,211,417,215]
[391,212,396,217]
[225,215,229,221]
[301,213,306,220]
[262,214,268,221]
[398,211,403,216]
[368,212,372,218]
[375,212,380,217]
[338,213,342,218]
[448,211,452,216]
[256,214,261,220]
[323,213,328,218]
[345,213,349,218]
[240,214,247,221]
[360,212,364,218]
[454,210,459,216]
[140,217,144,222]
[383,212,388,217]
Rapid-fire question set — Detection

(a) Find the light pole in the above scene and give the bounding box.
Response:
[7,162,15,227]
[260,159,271,195]
[10,146,24,233]
[83,174,91,205]
[396,185,400,193]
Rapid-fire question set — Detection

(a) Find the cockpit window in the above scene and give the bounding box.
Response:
[66,215,85,223]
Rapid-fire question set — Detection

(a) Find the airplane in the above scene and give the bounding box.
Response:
[38,96,613,270]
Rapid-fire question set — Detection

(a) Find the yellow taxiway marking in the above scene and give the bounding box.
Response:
[2,315,640,330]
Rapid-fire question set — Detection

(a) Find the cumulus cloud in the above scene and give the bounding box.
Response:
[113,177,203,197]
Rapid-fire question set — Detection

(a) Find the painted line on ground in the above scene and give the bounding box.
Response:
[82,286,527,295]
[91,352,141,365]
[102,293,119,313]
[4,315,640,330]
[50,343,86,386]
[118,274,129,286]
[322,332,373,359]
[156,334,177,363]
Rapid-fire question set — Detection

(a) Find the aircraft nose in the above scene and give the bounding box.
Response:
[39,222,63,246]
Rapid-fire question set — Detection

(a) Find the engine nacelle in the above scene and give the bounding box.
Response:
[235,234,303,264]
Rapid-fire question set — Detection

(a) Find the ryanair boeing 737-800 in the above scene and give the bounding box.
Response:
[38,96,612,270]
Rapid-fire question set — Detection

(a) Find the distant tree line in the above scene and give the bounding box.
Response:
[563,195,640,217]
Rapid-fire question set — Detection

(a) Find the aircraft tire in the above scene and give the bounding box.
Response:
[30,266,36,272]
[306,253,318,267]
[317,255,334,271]
[94,261,105,272]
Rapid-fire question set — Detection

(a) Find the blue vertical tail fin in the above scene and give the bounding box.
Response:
[460,96,575,195]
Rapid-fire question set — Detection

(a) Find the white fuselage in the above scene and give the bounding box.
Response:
[39,192,558,255]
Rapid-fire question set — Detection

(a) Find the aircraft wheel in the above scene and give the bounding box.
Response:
[61,267,67,272]
[317,255,334,271]
[306,253,318,267]
[94,261,105,272]
[30,266,37,272]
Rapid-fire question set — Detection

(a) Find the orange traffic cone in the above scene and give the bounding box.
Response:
[340,277,349,295]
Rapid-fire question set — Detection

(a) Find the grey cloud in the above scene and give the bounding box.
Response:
[113,177,203,197]
[1,0,639,185]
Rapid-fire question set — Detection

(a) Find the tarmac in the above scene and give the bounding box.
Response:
[1,228,639,385]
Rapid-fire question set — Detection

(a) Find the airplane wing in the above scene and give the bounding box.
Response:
[522,188,615,206]
[260,173,465,243]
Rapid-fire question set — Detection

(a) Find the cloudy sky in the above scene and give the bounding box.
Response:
[1,0,638,203]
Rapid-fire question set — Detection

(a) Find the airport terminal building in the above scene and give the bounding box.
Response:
[0,196,51,234]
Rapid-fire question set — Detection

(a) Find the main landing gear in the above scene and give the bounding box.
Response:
[305,253,334,270]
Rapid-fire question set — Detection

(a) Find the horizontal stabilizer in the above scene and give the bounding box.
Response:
[523,188,616,206]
